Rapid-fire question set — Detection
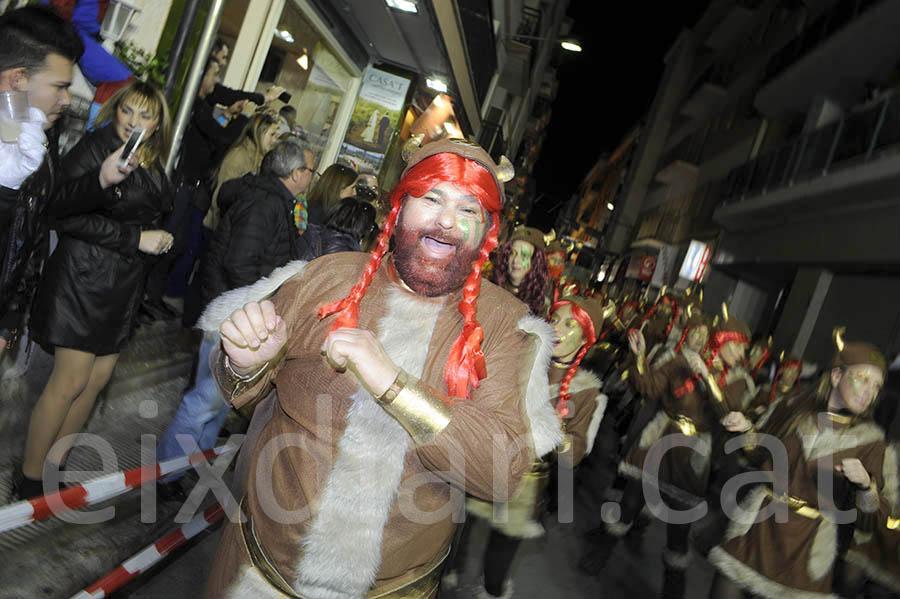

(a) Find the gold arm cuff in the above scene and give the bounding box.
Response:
[379,375,453,445]
[764,487,821,519]
[215,352,269,404]
[636,354,647,375]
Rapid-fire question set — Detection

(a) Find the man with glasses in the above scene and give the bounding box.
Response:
[155,139,314,491]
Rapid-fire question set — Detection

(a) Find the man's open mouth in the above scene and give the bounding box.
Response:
[421,236,457,258]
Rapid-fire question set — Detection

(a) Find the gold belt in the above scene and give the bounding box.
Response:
[764,487,821,520]
[239,499,447,598]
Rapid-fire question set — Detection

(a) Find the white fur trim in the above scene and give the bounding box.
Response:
[807,517,836,582]
[291,287,442,598]
[852,529,873,545]
[723,485,768,542]
[196,260,308,333]
[585,392,608,455]
[516,315,562,458]
[638,411,671,450]
[845,548,900,592]
[883,443,899,509]
[795,415,885,462]
[690,432,712,476]
[549,367,605,455]
[857,486,880,513]
[441,570,458,590]
[605,520,632,537]
[662,548,691,570]
[225,563,289,598]
[708,547,839,599]
[652,348,676,367]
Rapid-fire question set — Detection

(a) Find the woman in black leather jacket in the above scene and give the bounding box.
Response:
[15,81,174,498]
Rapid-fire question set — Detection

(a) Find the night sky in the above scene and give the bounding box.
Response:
[528,1,709,230]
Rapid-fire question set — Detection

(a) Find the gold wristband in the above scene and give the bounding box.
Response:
[375,369,409,405]
[379,375,453,445]
[636,354,647,375]
[217,354,269,402]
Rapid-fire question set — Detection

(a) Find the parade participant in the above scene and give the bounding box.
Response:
[490,225,550,316]
[708,330,898,599]
[704,305,754,416]
[545,239,567,303]
[746,336,774,386]
[462,294,611,598]
[640,290,681,362]
[746,352,802,420]
[202,138,559,599]
[579,307,713,599]
[842,442,900,597]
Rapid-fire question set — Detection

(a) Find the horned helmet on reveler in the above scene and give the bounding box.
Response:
[318,137,514,398]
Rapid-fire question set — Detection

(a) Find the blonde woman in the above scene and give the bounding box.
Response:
[205,112,281,230]
[15,81,174,500]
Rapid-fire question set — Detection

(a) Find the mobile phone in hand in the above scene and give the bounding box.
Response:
[118,126,146,168]
[278,91,292,104]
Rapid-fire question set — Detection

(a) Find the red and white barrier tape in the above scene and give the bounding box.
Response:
[0,443,235,534]
[68,502,224,599]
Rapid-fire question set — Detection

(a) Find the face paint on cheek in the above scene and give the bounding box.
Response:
[457,220,471,244]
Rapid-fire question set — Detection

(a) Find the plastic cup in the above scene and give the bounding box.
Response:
[0,91,28,143]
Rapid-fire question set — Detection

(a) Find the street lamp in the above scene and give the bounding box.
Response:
[100,0,142,50]
[508,34,583,53]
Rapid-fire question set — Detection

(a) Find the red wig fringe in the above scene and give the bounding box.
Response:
[317,152,503,399]
[768,360,802,404]
[549,301,597,418]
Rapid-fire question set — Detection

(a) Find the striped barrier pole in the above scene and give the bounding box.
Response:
[68,502,225,599]
[0,443,236,534]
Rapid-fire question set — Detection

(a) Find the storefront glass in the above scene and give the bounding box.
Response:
[253,0,354,161]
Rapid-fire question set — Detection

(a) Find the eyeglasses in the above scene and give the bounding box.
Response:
[355,183,378,201]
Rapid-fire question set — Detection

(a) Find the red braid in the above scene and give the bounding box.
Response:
[444,211,500,396]
[317,152,503,399]
[550,301,597,418]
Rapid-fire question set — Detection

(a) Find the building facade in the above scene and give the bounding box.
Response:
[590,0,900,364]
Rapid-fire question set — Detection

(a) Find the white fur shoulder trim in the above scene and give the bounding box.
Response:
[196,260,308,333]
[516,315,563,457]
[796,415,885,462]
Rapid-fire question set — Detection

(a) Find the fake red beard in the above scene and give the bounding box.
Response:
[548,265,564,280]
[392,224,483,297]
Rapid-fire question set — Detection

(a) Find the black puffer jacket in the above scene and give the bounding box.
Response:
[0,126,115,337]
[30,125,173,355]
[296,222,361,262]
[198,174,300,311]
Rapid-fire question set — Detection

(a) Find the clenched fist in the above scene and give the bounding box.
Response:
[220,300,287,374]
[835,457,872,489]
[721,411,752,433]
[321,327,399,398]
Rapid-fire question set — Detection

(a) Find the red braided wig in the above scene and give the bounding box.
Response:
[549,301,597,418]
[317,152,503,398]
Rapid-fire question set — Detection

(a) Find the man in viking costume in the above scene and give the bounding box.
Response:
[201,138,559,599]
[708,330,898,599]
[579,307,713,599]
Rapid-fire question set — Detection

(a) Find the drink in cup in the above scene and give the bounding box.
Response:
[0,91,29,144]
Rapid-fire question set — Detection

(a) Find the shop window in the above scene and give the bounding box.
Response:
[255,0,354,161]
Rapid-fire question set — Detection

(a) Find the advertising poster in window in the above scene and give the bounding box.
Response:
[340,66,413,174]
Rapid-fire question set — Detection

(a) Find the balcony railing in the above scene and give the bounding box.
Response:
[721,90,900,204]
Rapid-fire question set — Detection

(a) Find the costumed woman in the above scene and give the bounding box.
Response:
[708,330,898,599]
[457,294,610,598]
[489,225,550,316]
